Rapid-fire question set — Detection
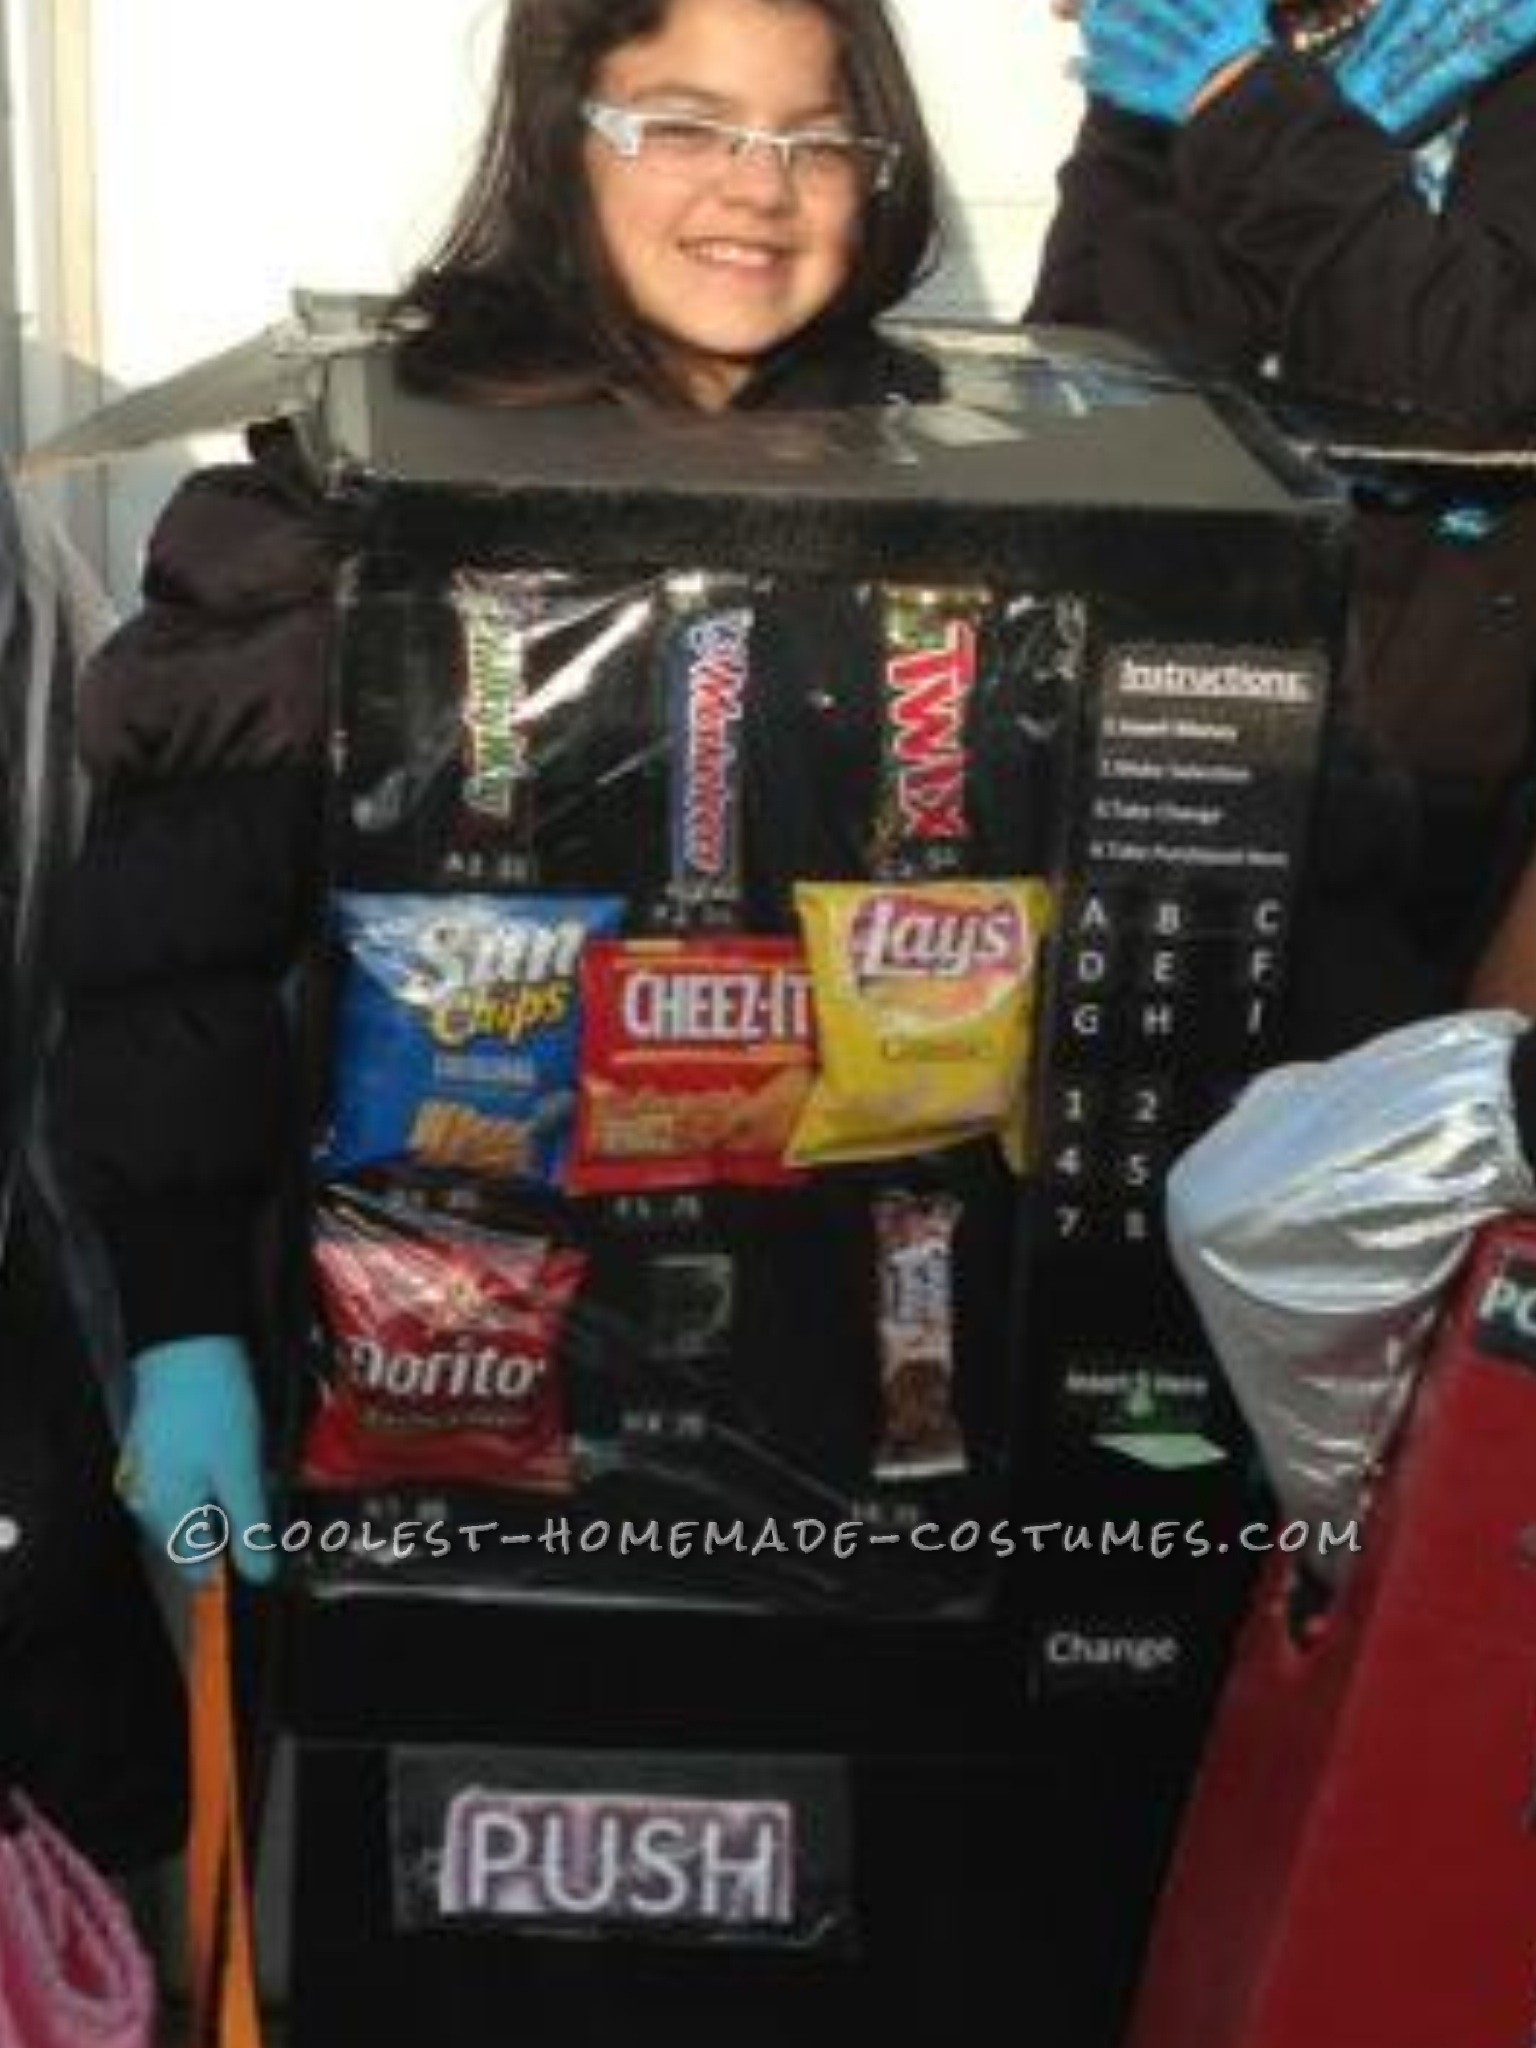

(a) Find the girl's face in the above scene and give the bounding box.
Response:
[584,0,867,408]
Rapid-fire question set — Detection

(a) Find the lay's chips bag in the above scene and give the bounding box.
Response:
[788,878,1053,1170]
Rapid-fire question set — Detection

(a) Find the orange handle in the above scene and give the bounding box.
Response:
[187,1573,264,2048]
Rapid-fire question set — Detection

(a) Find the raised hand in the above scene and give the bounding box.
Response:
[1079,0,1272,121]
[1335,0,1536,136]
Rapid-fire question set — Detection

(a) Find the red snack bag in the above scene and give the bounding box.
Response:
[300,1191,583,1494]
[568,936,815,1194]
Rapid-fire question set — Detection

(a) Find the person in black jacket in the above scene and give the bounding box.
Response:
[52,0,940,1578]
[0,477,185,1871]
[1030,0,1536,1026]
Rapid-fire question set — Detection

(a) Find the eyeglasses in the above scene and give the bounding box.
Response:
[582,100,900,195]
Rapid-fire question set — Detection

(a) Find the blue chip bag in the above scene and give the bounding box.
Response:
[323,892,625,1185]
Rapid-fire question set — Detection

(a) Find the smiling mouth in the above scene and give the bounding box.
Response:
[683,240,791,272]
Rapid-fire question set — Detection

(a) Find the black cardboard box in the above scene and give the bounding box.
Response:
[43,305,1352,2046]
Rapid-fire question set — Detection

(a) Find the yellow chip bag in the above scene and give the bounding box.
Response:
[788,879,1053,1170]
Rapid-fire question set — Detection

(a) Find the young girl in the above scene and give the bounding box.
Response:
[53,0,939,1580]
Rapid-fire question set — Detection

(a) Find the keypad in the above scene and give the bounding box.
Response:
[1036,642,1325,1248]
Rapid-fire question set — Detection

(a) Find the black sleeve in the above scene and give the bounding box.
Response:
[1027,102,1170,324]
[1508,1023,1536,1168]
[1175,49,1536,432]
[1025,99,1282,372]
[50,456,340,1354]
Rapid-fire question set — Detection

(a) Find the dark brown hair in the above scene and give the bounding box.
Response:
[389,0,938,404]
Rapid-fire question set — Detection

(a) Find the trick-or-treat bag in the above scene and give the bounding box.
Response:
[0,1792,156,2048]
[299,562,1079,1611]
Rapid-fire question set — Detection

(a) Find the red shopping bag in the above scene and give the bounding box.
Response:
[1128,1218,1536,2048]
[0,1789,156,2048]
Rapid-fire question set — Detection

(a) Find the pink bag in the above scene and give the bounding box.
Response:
[0,1791,156,2048]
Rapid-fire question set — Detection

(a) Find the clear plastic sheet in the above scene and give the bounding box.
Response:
[296,561,1078,1616]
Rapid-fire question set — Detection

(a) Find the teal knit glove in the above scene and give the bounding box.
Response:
[119,1337,276,1585]
[1335,0,1536,136]
[1081,0,1271,122]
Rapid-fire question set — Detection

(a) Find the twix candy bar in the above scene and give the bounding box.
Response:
[870,585,990,881]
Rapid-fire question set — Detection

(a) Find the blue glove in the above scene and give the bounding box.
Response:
[1080,0,1271,122]
[1335,0,1536,136]
[118,1336,276,1586]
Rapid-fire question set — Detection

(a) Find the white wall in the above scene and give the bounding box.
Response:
[896,0,1083,318]
[6,0,1087,591]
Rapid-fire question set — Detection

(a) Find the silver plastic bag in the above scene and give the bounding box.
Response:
[1165,1011,1536,1569]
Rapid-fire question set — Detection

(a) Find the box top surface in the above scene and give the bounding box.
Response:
[310,322,1334,522]
[20,295,1345,537]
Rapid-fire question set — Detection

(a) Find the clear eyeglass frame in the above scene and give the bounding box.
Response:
[581,99,900,195]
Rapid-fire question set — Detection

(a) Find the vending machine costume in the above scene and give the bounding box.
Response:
[48,303,1350,2044]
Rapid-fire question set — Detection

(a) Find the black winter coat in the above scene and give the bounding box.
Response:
[0,479,185,1872]
[1028,48,1536,792]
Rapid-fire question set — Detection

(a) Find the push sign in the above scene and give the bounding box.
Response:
[390,1747,851,1950]
[1474,1248,1536,1372]
[439,1790,793,1927]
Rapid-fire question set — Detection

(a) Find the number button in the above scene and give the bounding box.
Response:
[1121,1076,1174,1135]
